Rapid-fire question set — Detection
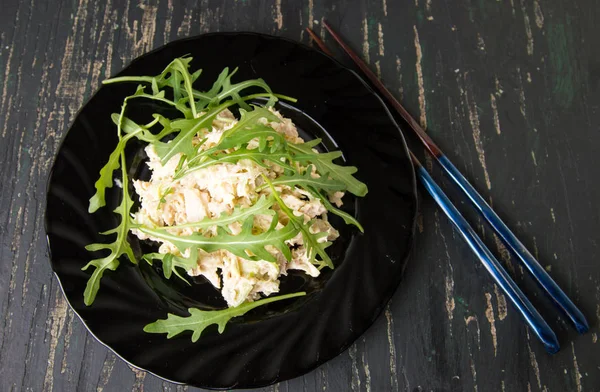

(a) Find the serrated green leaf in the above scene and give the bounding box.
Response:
[142,252,195,284]
[83,158,135,306]
[263,175,334,269]
[113,113,179,144]
[153,101,234,164]
[289,142,368,197]
[209,68,276,110]
[88,139,125,213]
[166,195,275,231]
[257,165,346,193]
[216,107,283,150]
[137,214,297,264]
[308,187,364,233]
[144,292,306,341]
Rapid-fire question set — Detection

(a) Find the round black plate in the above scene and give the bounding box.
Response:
[45,33,417,389]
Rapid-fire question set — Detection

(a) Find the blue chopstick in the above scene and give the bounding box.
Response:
[411,153,560,354]
[438,156,589,333]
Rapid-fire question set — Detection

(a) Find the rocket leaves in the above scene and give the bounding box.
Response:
[138,215,297,264]
[144,292,306,342]
[289,139,368,197]
[84,55,368,341]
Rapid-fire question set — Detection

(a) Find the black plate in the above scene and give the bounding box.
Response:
[44,33,418,389]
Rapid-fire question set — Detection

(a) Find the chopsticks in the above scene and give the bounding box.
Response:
[307,22,589,353]
[410,151,559,353]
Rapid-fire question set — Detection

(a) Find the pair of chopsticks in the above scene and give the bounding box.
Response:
[307,22,589,354]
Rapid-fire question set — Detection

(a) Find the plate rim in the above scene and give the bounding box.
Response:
[43,31,419,389]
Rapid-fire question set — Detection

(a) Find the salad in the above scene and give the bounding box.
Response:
[84,56,368,341]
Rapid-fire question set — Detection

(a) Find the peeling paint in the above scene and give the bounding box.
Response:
[377,23,385,56]
[275,0,283,30]
[361,342,372,392]
[464,77,492,190]
[572,342,582,392]
[521,0,534,55]
[413,26,427,129]
[533,0,544,28]
[349,344,361,391]
[517,67,527,119]
[385,304,398,391]
[60,310,74,375]
[494,285,507,321]
[396,55,403,100]
[96,353,116,392]
[177,11,192,37]
[445,275,455,325]
[362,18,370,64]
[43,293,68,392]
[483,295,497,356]
[470,359,478,392]
[527,330,542,390]
[465,315,481,348]
[490,94,501,134]
[129,364,147,391]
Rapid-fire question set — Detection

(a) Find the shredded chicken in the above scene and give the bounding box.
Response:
[131,108,343,307]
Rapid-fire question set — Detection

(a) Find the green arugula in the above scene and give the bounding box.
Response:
[137,215,298,264]
[289,139,368,197]
[309,187,364,233]
[144,292,306,342]
[83,153,136,305]
[257,165,346,193]
[263,175,334,269]
[85,56,368,342]
[142,252,196,282]
[152,101,232,164]
[207,67,276,110]
[164,195,275,231]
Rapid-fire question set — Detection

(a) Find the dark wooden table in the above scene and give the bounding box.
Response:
[1,0,599,391]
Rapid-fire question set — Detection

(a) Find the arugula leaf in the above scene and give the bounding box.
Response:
[89,101,149,213]
[216,107,283,151]
[88,139,126,213]
[219,126,286,153]
[166,195,274,231]
[193,67,230,110]
[168,58,198,118]
[144,292,306,341]
[113,114,179,144]
[214,146,294,170]
[309,187,364,233]
[103,56,204,114]
[137,215,298,263]
[126,84,192,118]
[208,68,276,110]
[83,154,135,305]
[152,101,234,164]
[142,253,195,283]
[263,175,334,269]
[171,106,287,180]
[257,165,346,192]
[173,146,293,180]
[89,88,184,213]
[289,140,368,197]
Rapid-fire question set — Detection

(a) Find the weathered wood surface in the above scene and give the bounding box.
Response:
[1,0,599,391]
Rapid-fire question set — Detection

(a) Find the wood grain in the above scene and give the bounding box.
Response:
[1,0,599,391]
